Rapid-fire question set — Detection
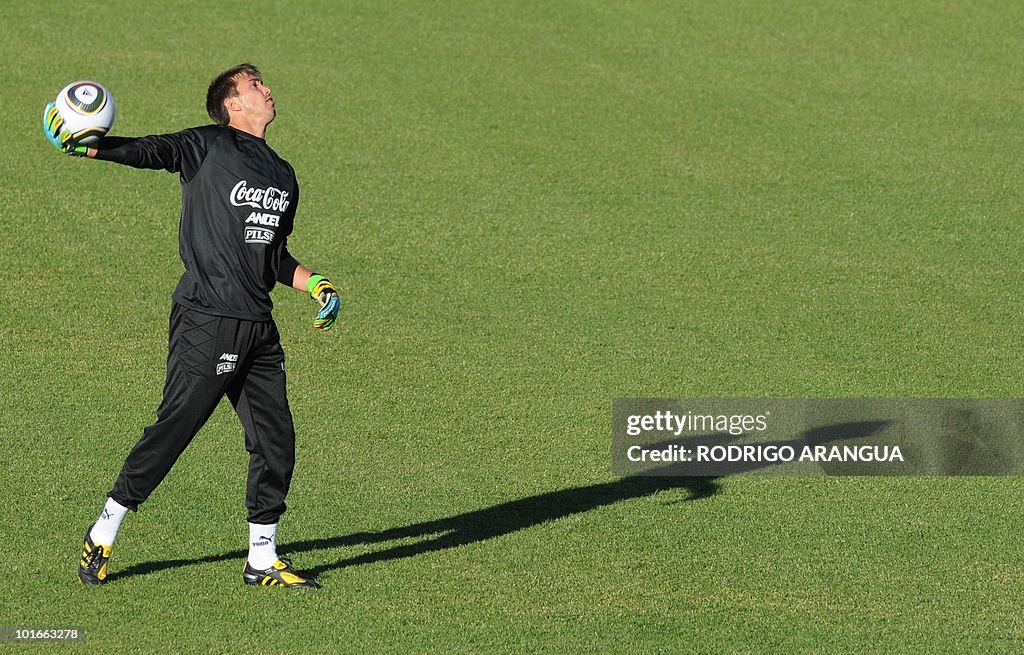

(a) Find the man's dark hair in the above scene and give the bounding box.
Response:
[206,63,262,125]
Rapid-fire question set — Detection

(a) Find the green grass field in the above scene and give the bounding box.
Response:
[4,0,1024,652]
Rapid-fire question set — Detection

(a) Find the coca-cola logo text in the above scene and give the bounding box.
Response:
[230,180,291,212]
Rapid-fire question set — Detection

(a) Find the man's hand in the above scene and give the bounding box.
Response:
[307,274,340,331]
[43,102,89,156]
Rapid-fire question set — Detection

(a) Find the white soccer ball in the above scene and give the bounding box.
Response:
[54,81,116,144]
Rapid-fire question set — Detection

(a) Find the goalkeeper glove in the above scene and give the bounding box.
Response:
[307,274,340,331]
[43,102,89,156]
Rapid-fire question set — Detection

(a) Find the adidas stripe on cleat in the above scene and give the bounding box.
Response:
[243,559,320,589]
[78,524,112,586]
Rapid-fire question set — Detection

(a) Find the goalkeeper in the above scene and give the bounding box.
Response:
[44,64,339,589]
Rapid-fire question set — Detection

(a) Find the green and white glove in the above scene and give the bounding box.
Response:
[43,102,88,156]
[307,274,340,331]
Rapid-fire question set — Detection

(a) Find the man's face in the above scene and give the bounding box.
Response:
[230,72,275,124]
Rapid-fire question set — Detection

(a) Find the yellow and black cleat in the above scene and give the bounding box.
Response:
[78,525,112,586]
[242,559,320,589]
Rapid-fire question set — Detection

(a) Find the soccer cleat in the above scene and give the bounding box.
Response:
[242,559,320,589]
[78,524,112,586]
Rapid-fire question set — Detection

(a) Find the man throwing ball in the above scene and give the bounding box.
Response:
[44,64,339,589]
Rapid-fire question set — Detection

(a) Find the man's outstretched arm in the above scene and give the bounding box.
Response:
[44,103,208,175]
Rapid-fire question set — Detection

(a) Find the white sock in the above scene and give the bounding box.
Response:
[248,523,279,569]
[90,498,130,546]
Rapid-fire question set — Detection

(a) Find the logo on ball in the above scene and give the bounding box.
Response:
[67,83,106,114]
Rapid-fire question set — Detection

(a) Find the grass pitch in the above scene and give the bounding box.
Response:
[3,1,1024,652]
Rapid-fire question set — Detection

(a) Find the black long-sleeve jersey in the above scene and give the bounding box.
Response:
[96,125,300,321]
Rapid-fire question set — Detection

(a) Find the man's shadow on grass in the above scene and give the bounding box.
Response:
[109,419,889,582]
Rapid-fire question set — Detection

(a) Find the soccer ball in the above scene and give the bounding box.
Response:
[54,81,116,144]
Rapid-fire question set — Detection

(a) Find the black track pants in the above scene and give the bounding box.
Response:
[109,303,296,524]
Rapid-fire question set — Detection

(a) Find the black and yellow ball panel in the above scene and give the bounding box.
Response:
[71,126,109,141]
